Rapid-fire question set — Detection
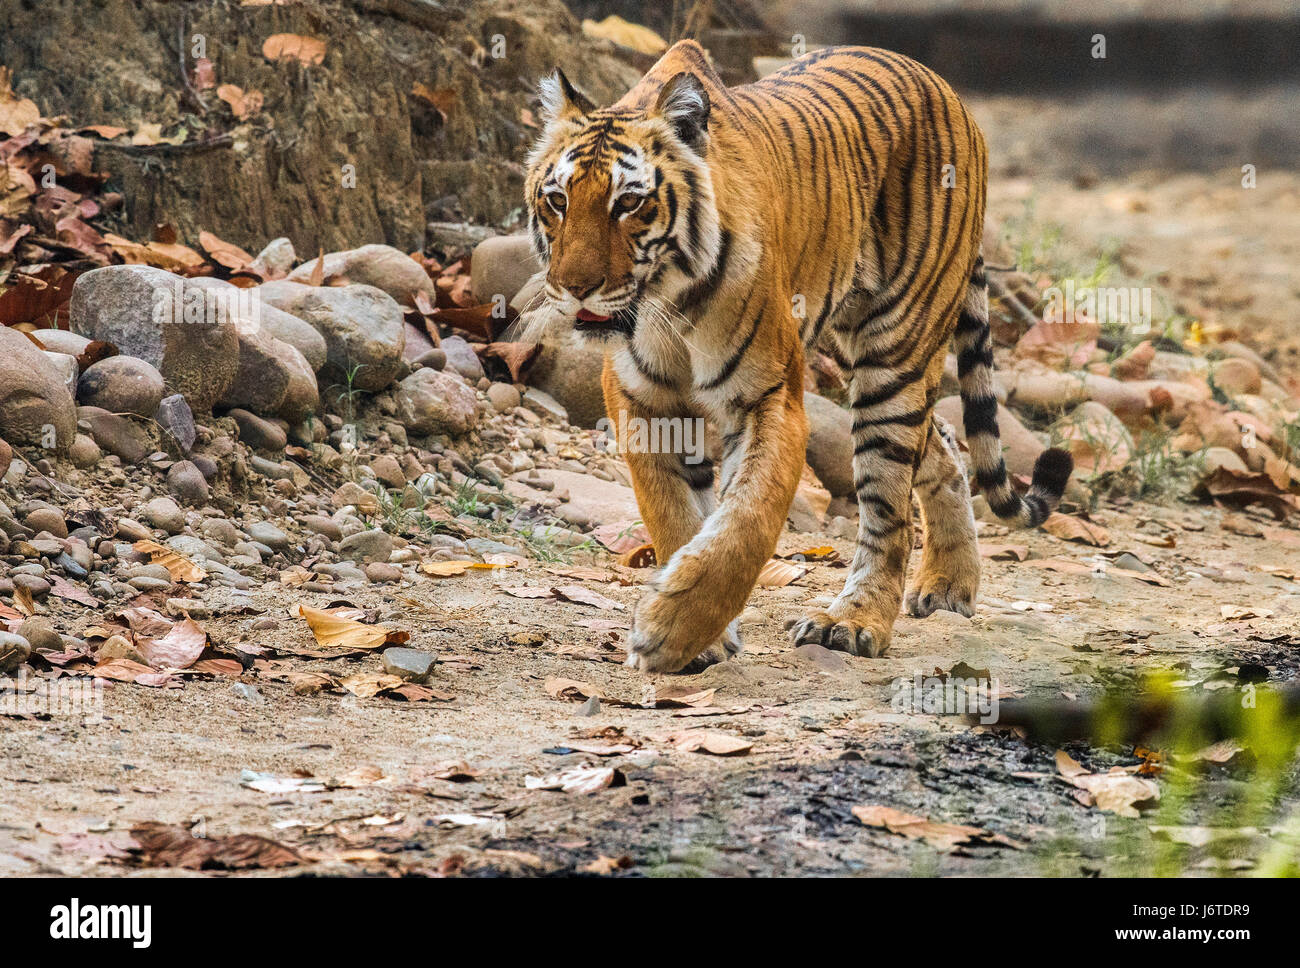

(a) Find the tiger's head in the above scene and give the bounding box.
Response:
[523,68,720,342]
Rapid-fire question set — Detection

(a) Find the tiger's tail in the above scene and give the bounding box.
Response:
[955,255,1073,528]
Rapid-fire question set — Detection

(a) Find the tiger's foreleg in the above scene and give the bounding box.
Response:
[624,378,807,673]
[602,361,742,672]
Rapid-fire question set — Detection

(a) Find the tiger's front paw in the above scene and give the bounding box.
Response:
[785,606,893,657]
[625,581,740,674]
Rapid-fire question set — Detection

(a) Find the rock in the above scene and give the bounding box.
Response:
[803,392,853,497]
[256,281,405,391]
[115,518,153,541]
[70,265,240,411]
[23,507,67,538]
[289,244,435,307]
[788,464,831,532]
[249,237,296,280]
[440,335,485,382]
[78,406,150,464]
[1211,341,1280,384]
[43,351,79,395]
[167,460,210,506]
[0,326,77,453]
[154,394,196,453]
[526,337,607,429]
[935,394,1046,480]
[392,368,479,435]
[413,348,446,371]
[13,574,50,598]
[1203,446,1249,475]
[219,329,319,422]
[1210,357,1262,397]
[339,528,394,562]
[521,387,568,424]
[68,433,101,468]
[381,646,434,682]
[0,631,31,673]
[575,694,601,717]
[32,329,91,357]
[507,469,638,529]
[300,515,342,541]
[332,481,380,513]
[1053,400,1134,475]
[77,356,165,417]
[365,562,403,583]
[470,234,542,305]
[17,617,63,654]
[142,496,186,535]
[229,408,288,452]
[245,521,290,549]
[0,437,10,480]
[486,382,522,412]
[369,454,406,489]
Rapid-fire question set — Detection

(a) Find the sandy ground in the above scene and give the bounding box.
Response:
[3,493,1299,877]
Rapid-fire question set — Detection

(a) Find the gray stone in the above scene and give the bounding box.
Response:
[0,326,77,453]
[68,433,101,468]
[364,561,402,583]
[521,387,568,424]
[440,335,485,382]
[486,382,522,412]
[339,529,394,563]
[23,507,67,539]
[77,406,150,464]
[77,356,165,417]
[43,351,79,396]
[392,368,478,436]
[299,515,342,541]
[470,233,542,306]
[229,408,287,452]
[32,329,91,357]
[0,631,31,673]
[381,646,434,682]
[803,392,854,498]
[142,496,186,535]
[167,460,210,506]
[256,281,405,391]
[17,617,63,654]
[218,328,319,422]
[288,244,435,307]
[527,338,607,428]
[245,521,290,549]
[70,265,240,412]
[412,348,446,370]
[575,694,601,717]
[249,237,296,281]
[155,394,196,453]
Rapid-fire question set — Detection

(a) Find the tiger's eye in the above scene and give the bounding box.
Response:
[615,193,643,215]
[546,192,567,216]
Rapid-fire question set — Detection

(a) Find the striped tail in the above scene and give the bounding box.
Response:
[955,256,1073,527]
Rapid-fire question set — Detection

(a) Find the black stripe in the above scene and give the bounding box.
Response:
[698,288,763,390]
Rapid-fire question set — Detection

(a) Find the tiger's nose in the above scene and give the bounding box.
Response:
[564,277,604,300]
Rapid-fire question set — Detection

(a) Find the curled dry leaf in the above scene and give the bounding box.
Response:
[132,821,302,870]
[419,559,513,577]
[552,585,625,610]
[297,604,408,650]
[1013,318,1100,368]
[12,584,36,617]
[1054,750,1160,818]
[979,543,1029,561]
[852,804,1023,850]
[132,539,207,583]
[1041,512,1110,547]
[545,677,601,701]
[136,618,207,670]
[215,83,264,121]
[262,34,327,65]
[524,766,623,794]
[198,230,254,271]
[757,558,807,587]
[669,730,753,756]
[1220,604,1273,621]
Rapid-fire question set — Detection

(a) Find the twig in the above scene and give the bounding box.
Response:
[92,133,234,156]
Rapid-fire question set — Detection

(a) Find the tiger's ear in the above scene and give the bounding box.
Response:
[538,68,594,124]
[654,72,710,151]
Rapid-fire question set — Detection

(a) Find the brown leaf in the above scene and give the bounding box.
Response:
[132,821,302,870]
[1196,467,1296,519]
[1054,750,1160,817]
[979,542,1029,561]
[0,67,41,137]
[552,585,625,610]
[1041,512,1110,547]
[757,559,807,587]
[480,341,539,382]
[198,230,254,272]
[132,539,207,583]
[418,559,513,577]
[852,804,1023,850]
[215,84,264,121]
[298,604,408,650]
[136,618,207,670]
[1014,319,1100,368]
[544,677,601,701]
[262,34,327,65]
[12,584,36,617]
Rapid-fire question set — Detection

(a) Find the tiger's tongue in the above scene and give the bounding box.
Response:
[576,309,611,323]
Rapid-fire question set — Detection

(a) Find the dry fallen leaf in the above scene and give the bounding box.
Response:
[136,618,207,670]
[979,543,1029,561]
[669,730,753,756]
[297,604,408,650]
[215,83,264,121]
[552,584,625,610]
[852,804,1022,850]
[132,821,302,870]
[1042,512,1110,547]
[12,584,36,617]
[419,559,512,577]
[132,539,208,583]
[1055,750,1160,817]
[757,559,807,587]
[262,33,327,65]
[1220,605,1273,621]
[524,766,622,794]
[198,230,254,272]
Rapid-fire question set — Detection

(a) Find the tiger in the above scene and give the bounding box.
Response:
[521,40,1073,673]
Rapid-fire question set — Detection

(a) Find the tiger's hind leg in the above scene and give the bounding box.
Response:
[905,416,980,618]
[788,360,937,657]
